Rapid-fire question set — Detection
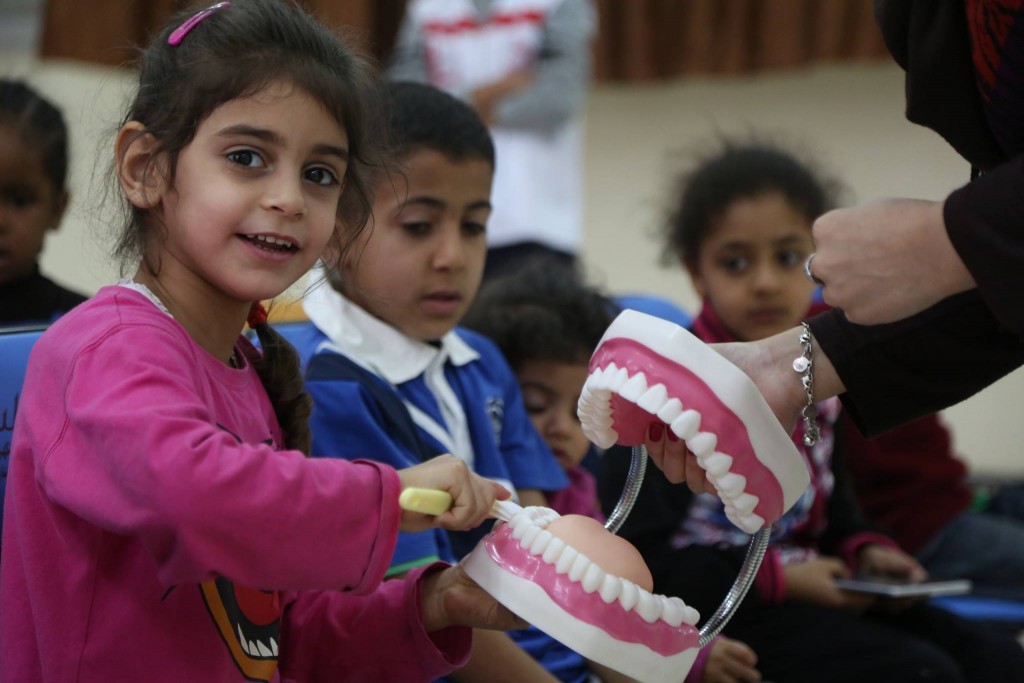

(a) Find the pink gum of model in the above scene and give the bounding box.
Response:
[463,506,701,683]
[579,309,810,532]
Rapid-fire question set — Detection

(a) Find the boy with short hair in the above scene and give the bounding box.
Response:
[298,81,587,682]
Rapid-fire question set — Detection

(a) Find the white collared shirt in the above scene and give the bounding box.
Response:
[302,276,480,467]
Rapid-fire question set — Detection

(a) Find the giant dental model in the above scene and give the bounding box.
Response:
[462,310,810,682]
[463,505,703,683]
[579,309,810,532]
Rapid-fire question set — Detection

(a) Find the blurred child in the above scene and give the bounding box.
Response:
[610,139,1024,683]
[0,3,523,681]
[465,261,763,683]
[0,79,87,325]
[387,0,596,279]
[298,80,576,682]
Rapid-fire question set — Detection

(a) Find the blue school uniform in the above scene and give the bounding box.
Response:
[297,284,584,681]
[299,284,568,558]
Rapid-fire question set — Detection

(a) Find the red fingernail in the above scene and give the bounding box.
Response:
[648,423,663,441]
[666,428,678,442]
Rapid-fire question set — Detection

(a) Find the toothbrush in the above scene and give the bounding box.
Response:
[398,487,523,522]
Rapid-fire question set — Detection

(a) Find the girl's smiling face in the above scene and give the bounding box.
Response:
[128,80,349,307]
[687,191,816,341]
[517,359,592,472]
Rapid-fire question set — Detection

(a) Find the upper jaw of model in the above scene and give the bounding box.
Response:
[462,505,701,683]
[578,309,811,533]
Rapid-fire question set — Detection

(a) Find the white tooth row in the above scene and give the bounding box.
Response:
[507,511,700,628]
[237,624,278,658]
[252,234,293,247]
[578,364,765,534]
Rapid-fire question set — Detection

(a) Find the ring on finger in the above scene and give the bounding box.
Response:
[804,253,824,286]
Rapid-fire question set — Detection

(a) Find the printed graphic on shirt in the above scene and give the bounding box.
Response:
[486,396,504,446]
[199,578,281,682]
[198,423,281,682]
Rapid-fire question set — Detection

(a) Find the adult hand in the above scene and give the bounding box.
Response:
[642,328,830,495]
[644,422,713,494]
[419,563,528,633]
[783,556,875,613]
[811,198,975,324]
[703,637,761,683]
[469,69,533,124]
[397,454,510,533]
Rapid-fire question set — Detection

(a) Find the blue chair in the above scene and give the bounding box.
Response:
[614,293,693,329]
[1,325,48,529]
[931,595,1024,631]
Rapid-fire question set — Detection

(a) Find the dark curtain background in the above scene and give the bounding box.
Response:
[39,0,888,80]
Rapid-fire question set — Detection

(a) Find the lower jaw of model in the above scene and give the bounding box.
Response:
[463,505,701,683]
[578,309,811,533]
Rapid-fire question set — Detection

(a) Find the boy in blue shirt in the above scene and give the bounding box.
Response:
[297,81,595,682]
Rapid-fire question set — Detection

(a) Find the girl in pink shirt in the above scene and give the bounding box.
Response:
[0,2,522,682]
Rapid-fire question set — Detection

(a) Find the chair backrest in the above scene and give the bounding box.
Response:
[931,595,1024,629]
[614,293,693,329]
[1,325,48,528]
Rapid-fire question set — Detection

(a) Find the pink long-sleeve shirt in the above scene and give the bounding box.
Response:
[0,286,470,682]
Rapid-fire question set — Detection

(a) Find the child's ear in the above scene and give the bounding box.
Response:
[115,121,167,210]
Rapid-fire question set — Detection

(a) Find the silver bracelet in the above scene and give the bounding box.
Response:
[792,322,820,446]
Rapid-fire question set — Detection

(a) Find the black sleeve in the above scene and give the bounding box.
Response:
[808,292,1024,437]
[945,155,1024,336]
[874,0,1006,169]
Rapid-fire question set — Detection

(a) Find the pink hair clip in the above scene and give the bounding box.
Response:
[168,1,231,46]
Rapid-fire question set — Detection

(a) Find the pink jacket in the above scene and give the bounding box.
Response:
[1,286,469,682]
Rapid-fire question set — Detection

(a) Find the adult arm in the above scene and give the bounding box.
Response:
[945,155,1024,336]
[809,291,1024,435]
[489,0,597,129]
[385,8,431,83]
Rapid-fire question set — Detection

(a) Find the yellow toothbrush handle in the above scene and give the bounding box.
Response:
[398,488,454,516]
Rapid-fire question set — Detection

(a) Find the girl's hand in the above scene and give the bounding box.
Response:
[783,557,875,613]
[857,544,929,583]
[397,454,510,533]
[419,563,528,633]
[854,545,929,614]
[702,637,761,683]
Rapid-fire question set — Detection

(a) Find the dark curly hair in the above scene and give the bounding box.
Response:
[662,138,845,267]
[462,260,616,370]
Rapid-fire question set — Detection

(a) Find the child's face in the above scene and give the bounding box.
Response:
[134,81,348,305]
[340,148,492,341]
[517,359,592,472]
[687,191,816,342]
[0,123,66,285]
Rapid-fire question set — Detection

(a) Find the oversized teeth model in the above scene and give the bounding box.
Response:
[463,506,701,683]
[579,309,810,532]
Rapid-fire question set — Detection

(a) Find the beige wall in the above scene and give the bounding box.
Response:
[5,52,1022,477]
